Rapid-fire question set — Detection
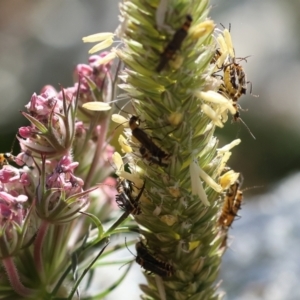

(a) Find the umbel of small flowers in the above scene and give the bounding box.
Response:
[0,52,136,299]
[82,0,250,299]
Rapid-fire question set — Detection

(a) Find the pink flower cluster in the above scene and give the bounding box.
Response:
[0,166,29,228]
[0,51,117,262]
[74,51,113,103]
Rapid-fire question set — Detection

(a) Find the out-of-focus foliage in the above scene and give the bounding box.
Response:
[1,0,299,190]
[0,0,119,148]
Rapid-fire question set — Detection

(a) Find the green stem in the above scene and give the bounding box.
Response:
[103,211,130,237]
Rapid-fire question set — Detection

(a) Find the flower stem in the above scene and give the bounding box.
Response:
[2,256,35,297]
[34,221,49,280]
[103,212,132,238]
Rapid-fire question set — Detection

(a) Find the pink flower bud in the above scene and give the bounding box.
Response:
[0,167,20,183]
[18,126,33,139]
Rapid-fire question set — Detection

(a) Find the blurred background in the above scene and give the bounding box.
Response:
[0,0,299,299]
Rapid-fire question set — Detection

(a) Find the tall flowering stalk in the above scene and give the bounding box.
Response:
[84,0,245,299]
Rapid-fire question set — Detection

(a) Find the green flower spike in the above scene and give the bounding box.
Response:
[113,1,243,299]
[86,0,247,299]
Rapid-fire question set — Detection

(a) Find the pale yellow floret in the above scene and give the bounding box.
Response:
[82,102,112,111]
[218,151,232,174]
[159,215,178,226]
[219,170,240,189]
[190,20,215,39]
[168,55,184,69]
[197,92,232,123]
[95,51,117,65]
[118,135,132,153]
[82,32,115,43]
[215,51,228,69]
[111,114,129,127]
[189,241,201,251]
[88,38,114,54]
[168,112,183,126]
[189,160,210,206]
[197,164,223,193]
[223,29,235,58]
[225,99,238,115]
[112,152,124,173]
[217,139,241,153]
[197,90,230,105]
[216,34,228,54]
[215,104,230,123]
[201,104,224,128]
[118,171,144,188]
